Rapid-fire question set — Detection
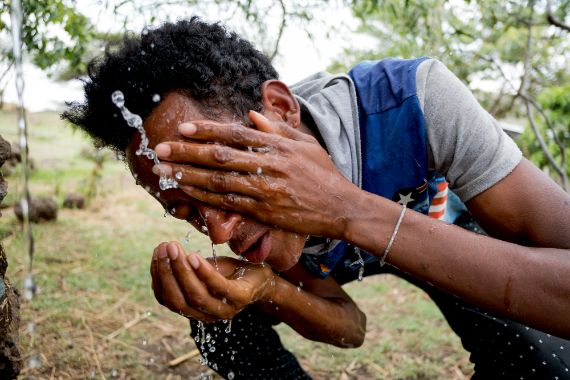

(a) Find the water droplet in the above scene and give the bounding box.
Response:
[142,27,149,35]
[150,43,155,49]
[111,368,118,377]
[28,353,41,369]
[170,207,176,215]
[23,273,36,301]
[175,171,183,180]
[209,346,216,352]
[228,370,235,379]
[184,230,192,244]
[152,94,160,102]
[256,167,262,175]
[225,320,232,333]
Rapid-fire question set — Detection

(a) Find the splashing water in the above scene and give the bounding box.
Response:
[111,90,178,191]
[224,319,232,333]
[11,0,35,301]
[183,229,192,245]
[211,243,219,270]
[23,273,36,301]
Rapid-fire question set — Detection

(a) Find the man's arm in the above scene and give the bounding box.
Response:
[151,242,366,348]
[154,118,570,337]
[260,260,367,348]
[343,158,570,338]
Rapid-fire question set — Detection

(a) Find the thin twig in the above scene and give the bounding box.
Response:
[105,311,150,340]
[519,2,567,188]
[99,333,151,356]
[168,349,200,367]
[82,317,106,380]
[97,290,133,319]
[546,0,570,32]
[269,0,287,62]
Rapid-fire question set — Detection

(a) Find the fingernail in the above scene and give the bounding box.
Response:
[188,254,200,269]
[179,123,197,135]
[158,248,167,259]
[250,110,269,121]
[155,143,171,158]
[167,243,179,260]
[152,164,172,176]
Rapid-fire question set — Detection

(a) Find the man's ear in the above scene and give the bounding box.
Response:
[260,80,301,128]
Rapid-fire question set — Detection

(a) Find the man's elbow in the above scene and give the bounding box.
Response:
[336,311,367,348]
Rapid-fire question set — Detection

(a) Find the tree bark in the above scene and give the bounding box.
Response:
[0,135,22,378]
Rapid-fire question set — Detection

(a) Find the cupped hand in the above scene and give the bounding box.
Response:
[151,241,276,322]
[153,111,358,239]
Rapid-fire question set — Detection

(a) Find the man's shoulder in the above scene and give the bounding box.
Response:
[348,57,431,114]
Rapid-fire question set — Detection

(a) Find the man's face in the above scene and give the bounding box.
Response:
[127,92,306,271]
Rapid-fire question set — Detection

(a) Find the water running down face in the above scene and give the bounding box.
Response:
[126,91,306,271]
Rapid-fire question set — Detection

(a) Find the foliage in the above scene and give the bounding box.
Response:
[0,0,94,74]
[333,0,570,189]
[519,84,570,177]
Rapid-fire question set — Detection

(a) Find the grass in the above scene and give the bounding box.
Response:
[0,110,473,379]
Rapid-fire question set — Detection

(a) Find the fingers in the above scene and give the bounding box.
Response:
[156,164,266,196]
[154,242,218,322]
[191,254,255,307]
[177,120,284,148]
[151,243,166,305]
[180,185,260,215]
[248,110,316,143]
[155,141,264,172]
[166,242,235,318]
[189,254,235,299]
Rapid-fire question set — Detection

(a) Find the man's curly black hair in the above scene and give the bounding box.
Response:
[62,17,278,153]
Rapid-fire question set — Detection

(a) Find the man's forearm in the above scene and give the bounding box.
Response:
[341,186,570,338]
[257,275,366,348]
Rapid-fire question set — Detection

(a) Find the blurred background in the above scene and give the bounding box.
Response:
[0,0,568,378]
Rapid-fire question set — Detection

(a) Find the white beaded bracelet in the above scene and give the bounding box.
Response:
[379,204,407,267]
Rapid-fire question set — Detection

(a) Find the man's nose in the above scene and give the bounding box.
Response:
[196,204,242,244]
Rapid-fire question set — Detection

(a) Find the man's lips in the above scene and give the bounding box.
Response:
[240,232,271,264]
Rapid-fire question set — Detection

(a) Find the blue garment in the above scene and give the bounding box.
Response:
[302,57,468,278]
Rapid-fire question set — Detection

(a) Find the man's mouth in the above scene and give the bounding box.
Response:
[239,232,271,264]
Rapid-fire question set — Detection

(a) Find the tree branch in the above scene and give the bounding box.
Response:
[520,2,567,190]
[547,0,570,32]
[269,0,287,62]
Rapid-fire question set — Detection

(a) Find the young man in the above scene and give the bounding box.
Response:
[63,18,570,379]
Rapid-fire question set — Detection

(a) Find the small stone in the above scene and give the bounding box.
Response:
[62,193,85,209]
[14,197,58,223]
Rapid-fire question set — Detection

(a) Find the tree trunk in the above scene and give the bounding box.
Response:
[0,135,22,378]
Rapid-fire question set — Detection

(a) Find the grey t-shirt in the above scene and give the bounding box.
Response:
[416,59,522,201]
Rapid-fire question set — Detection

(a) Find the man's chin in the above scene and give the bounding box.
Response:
[269,249,302,272]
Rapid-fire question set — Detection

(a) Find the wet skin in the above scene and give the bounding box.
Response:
[127,91,307,272]
[126,91,367,344]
